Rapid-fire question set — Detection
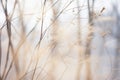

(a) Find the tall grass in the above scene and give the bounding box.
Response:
[0,0,116,80]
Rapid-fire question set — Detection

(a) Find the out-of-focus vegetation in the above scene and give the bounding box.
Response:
[0,0,120,80]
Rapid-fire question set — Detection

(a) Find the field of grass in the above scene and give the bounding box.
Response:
[0,0,119,80]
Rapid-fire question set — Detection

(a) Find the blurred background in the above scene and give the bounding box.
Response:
[0,0,120,80]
